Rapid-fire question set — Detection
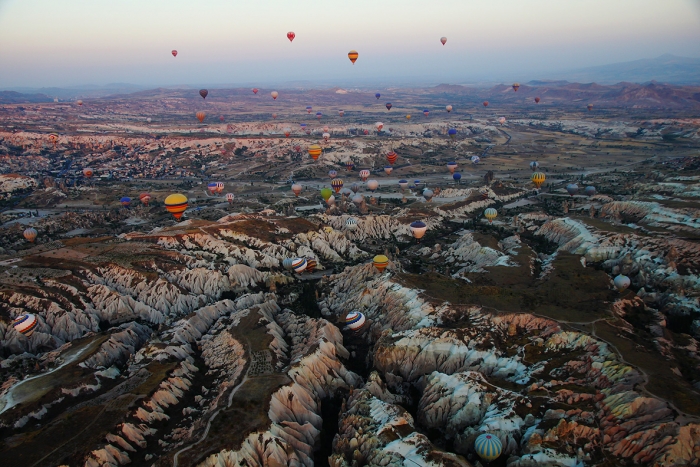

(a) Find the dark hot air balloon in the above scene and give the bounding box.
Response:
[199,89,208,99]
[385,103,392,111]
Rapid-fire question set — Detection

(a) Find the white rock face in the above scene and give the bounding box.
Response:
[441,230,519,274]
[0,174,37,193]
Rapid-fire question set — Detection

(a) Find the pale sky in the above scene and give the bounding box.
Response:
[1,0,699,88]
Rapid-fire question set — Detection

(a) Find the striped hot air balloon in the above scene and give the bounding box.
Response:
[120,197,131,207]
[348,50,359,64]
[484,208,498,223]
[139,193,151,206]
[226,193,235,204]
[351,183,360,193]
[215,182,225,194]
[386,151,398,165]
[164,193,188,220]
[359,170,370,182]
[475,434,502,462]
[196,111,206,123]
[346,217,358,230]
[372,255,389,273]
[23,227,37,243]
[305,258,317,273]
[308,144,322,160]
[331,178,344,193]
[531,172,546,189]
[13,314,38,337]
[345,311,366,332]
[292,257,307,274]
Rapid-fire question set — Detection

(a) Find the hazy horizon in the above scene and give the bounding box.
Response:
[1,0,699,89]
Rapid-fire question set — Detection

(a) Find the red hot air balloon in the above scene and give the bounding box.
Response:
[483,101,489,107]
[287,31,295,42]
[219,116,225,122]
[386,151,398,165]
[252,88,258,94]
[171,50,178,57]
[199,89,208,99]
[534,97,541,103]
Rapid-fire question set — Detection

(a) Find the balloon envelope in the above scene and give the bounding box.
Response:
[199,89,208,99]
[614,274,631,292]
[271,91,278,100]
[23,227,37,242]
[446,105,453,112]
[385,103,392,110]
[484,208,498,223]
[566,184,579,196]
[13,314,38,337]
[345,311,366,332]
[292,184,302,196]
[409,220,427,240]
[585,186,596,197]
[164,194,188,220]
[367,180,379,192]
[440,37,447,45]
[475,434,502,462]
[372,254,389,272]
[531,172,546,189]
[348,50,358,64]
[453,173,462,181]
[375,93,381,99]
[287,31,295,42]
[171,50,178,57]
[320,187,333,201]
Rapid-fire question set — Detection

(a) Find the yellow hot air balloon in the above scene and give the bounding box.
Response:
[348,50,359,64]
[164,193,188,221]
[531,172,546,189]
[308,144,322,160]
[484,208,497,223]
[372,255,389,273]
[406,114,411,120]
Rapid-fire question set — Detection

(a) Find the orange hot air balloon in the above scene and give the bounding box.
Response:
[440,37,447,45]
[308,144,322,160]
[48,133,59,147]
[512,83,520,92]
[199,89,208,99]
[83,168,93,178]
[483,101,489,107]
[171,50,178,57]
[196,111,206,123]
[271,91,278,100]
[164,194,188,221]
[287,31,295,42]
[348,50,358,64]
[534,97,541,103]
[139,192,151,206]
[386,151,398,165]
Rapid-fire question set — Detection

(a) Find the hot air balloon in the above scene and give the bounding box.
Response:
[320,187,333,201]
[471,156,480,164]
[164,194,188,220]
[207,182,218,195]
[566,183,579,196]
[329,170,338,179]
[226,193,234,204]
[345,311,367,332]
[531,172,546,189]
[339,110,345,117]
[77,100,83,106]
[252,88,259,94]
[346,161,354,171]
[308,144,322,160]
[287,31,295,42]
[367,180,379,192]
[375,122,384,131]
[453,173,462,183]
[446,105,453,113]
[587,104,593,111]
[448,128,457,140]
[423,109,430,117]
[48,133,59,147]
[498,117,506,125]
[475,434,502,462]
[147,117,152,123]
[386,151,398,165]
[414,180,422,188]
[373,254,389,273]
[306,106,312,113]
[375,93,381,99]
[480,189,490,200]
[423,189,434,202]
[199,89,208,99]
[385,103,392,111]
[363,129,369,135]
[440,37,447,45]
[530,161,539,171]
[215,182,224,194]
[323,132,330,142]
[348,50,358,64]
[292,257,307,274]
[512,83,520,92]
[13,314,38,337]
[341,188,352,198]
[323,126,329,133]
[219,116,225,122]
[305,258,317,274]
[284,128,291,137]
[534,97,541,103]
[292,184,302,196]
[271,91,278,100]
[272,113,278,119]
[227,124,234,133]
[172,50,178,57]
[614,274,631,292]
[483,101,489,107]
[283,258,294,271]
[293,145,302,153]
[352,194,364,207]
[331,179,344,193]
[398,180,408,190]
[409,221,427,242]
[406,115,411,120]
[447,162,457,174]
[316,112,322,120]
[196,111,206,123]
[83,168,93,178]
[359,170,370,182]
[23,227,37,243]
[120,197,131,207]
[584,186,596,197]
[351,183,360,194]
[139,193,151,206]
[384,166,393,175]
[326,195,336,206]
[484,208,497,223]
[346,217,358,230]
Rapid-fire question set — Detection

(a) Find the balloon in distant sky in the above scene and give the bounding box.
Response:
[585,186,597,197]
[272,113,277,119]
[375,93,381,99]
[367,179,379,192]
[346,161,354,171]
[483,101,489,107]
[120,197,131,207]
[531,172,546,188]
[308,144,322,160]
[448,128,457,139]
[398,179,408,190]
[146,117,152,123]
[77,100,83,106]
[406,114,411,120]
[323,132,330,142]
[199,89,208,99]
[587,104,593,111]
[440,37,447,45]
[484,208,498,223]
[447,162,457,173]
[386,151,398,165]
[534,97,541,103]
[446,105,453,112]
[271,91,278,100]
[348,50,358,64]
[351,182,360,193]
[316,112,322,120]
[471,156,480,164]
[306,106,312,113]
[512,83,520,92]
[346,217,357,230]
[423,189,434,201]
[196,111,206,122]
[566,184,579,196]
[171,50,178,57]
[530,161,539,171]
[385,103,392,110]
[287,31,295,42]
[284,128,291,137]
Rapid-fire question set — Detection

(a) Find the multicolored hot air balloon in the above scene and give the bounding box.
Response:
[139,193,151,206]
[196,111,206,123]
[208,182,218,195]
[386,151,398,165]
[287,31,295,42]
[453,173,462,183]
[172,50,178,57]
[384,166,393,175]
[348,50,358,64]
[23,227,37,243]
[164,194,188,220]
[446,105,453,113]
[292,183,302,196]
[423,109,430,117]
[398,179,408,190]
[346,217,358,230]
[345,311,366,332]
[475,434,502,462]
[199,89,208,99]
[359,170,370,182]
[375,93,381,100]
[530,161,539,171]
[215,182,224,194]
[120,197,131,207]
[566,183,579,196]
[447,162,457,174]
[271,91,278,100]
[226,193,235,204]
[448,128,457,139]
[320,187,333,201]
[305,258,317,273]
[409,221,427,242]
[308,144,322,160]
[614,274,631,292]
[252,88,258,94]
[345,161,354,171]
[373,254,389,273]
[367,180,378,192]
[385,103,392,111]
[531,172,546,189]
[440,37,447,45]
[292,257,307,274]
[484,208,497,223]
[584,186,596,197]
[512,83,520,92]
[331,178,344,193]
[535,97,541,103]
[13,314,38,337]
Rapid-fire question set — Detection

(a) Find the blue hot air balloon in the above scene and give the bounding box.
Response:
[453,173,462,183]
[375,93,381,99]
[120,197,131,207]
[448,128,457,139]
[475,434,502,462]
